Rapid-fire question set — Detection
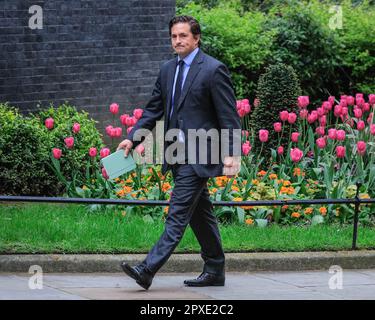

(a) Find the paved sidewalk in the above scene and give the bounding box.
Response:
[1,269,374,300]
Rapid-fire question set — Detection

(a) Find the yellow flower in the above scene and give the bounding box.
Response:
[291,212,301,218]
[163,206,169,214]
[231,186,240,192]
[283,180,291,187]
[162,182,171,192]
[269,173,278,180]
[82,185,88,190]
[121,211,126,217]
[245,218,254,225]
[211,187,218,193]
[319,207,327,216]
[233,197,243,202]
[293,168,305,177]
[252,179,259,185]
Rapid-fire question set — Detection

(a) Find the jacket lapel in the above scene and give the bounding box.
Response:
[176,49,204,112]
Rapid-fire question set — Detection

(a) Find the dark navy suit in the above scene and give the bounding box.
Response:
[127,48,241,275]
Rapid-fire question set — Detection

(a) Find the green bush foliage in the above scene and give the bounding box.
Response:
[0,103,103,196]
[249,63,302,162]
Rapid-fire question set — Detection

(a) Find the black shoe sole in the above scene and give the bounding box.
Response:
[121,263,151,290]
[184,281,225,287]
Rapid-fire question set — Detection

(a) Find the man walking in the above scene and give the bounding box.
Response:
[117,15,241,290]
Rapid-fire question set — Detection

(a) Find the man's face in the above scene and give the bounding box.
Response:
[171,22,200,58]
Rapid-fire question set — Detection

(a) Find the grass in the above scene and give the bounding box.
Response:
[1,203,374,254]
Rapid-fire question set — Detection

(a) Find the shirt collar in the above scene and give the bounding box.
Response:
[177,47,199,67]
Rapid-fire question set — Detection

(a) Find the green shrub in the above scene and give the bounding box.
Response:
[265,0,341,101]
[179,1,275,98]
[31,103,104,183]
[0,103,60,195]
[249,63,302,163]
[0,103,104,196]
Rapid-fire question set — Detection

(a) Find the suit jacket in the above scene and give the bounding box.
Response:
[127,48,241,178]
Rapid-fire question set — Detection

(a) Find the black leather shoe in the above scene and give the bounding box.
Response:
[184,272,225,287]
[121,262,153,290]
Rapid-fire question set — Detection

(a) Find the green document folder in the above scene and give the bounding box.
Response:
[100,150,136,180]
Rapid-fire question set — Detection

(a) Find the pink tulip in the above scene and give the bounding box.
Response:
[317,107,325,117]
[259,129,269,143]
[340,97,348,108]
[102,167,109,180]
[237,108,247,118]
[370,124,375,135]
[114,127,122,138]
[319,115,327,127]
[297,96,309,109]
[106,125,113,136]
[133,108,144,120]
[357,141,366,156]
[64,137,74,149]
[322,101,331,111]
[291,132,300,143]
[357,98,365,108]
[52,148,62,159]
[89,147,97,157]
[242,130,249,138]
[357,120,365,131]
[100,147,111,158]
[336,130,346,141]
[363,103,370,112]
[45,118,54,130]
[316,137,326,149]
[110,128,117,137]
[126,116,137,127]
[299,109,308,119]
[274,122,282,132]
[120,114,129,126]
[315,126,325,136]
[346,96,355,106]
[287,112,297,124]
[280,111,289,122]
[242,142,251,156]
[110,103,119,115]
[341,106,348,116]
[328,129,337,140]
[369,94,375,105]
[290,148,303,163]
[334,104,343,117]
[127,126,134,135]
[277,146,284,155]
[253,98,260,107]
[72,122,80,134]
[336,146,346,159]
[354,108,363,119]
[328,96,335,106]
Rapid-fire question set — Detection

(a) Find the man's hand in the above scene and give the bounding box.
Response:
[223,156,241,178]
[117,139,133,157]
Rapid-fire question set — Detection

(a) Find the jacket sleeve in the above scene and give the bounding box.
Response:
[210,64,241,157]
[127,70,164,149]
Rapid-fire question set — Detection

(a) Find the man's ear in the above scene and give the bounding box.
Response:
[194,34,201,46]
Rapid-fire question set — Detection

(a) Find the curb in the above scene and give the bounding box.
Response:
[1,251,375,273]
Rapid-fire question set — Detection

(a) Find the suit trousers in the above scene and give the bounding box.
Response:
[140,164,225,275]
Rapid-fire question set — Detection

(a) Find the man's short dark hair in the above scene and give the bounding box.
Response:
[169,15,201,47]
